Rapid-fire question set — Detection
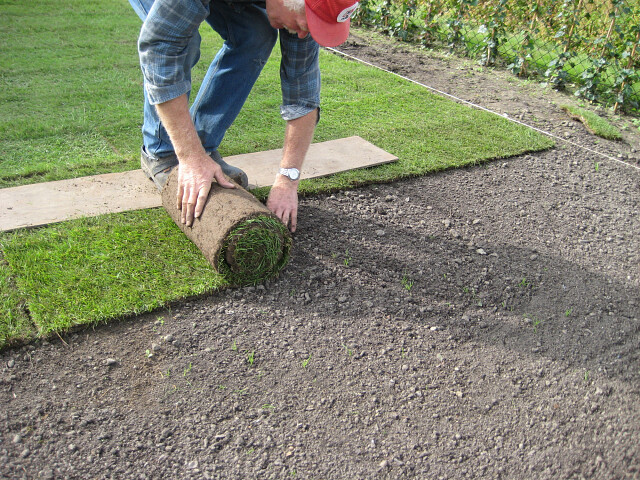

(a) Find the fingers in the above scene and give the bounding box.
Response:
[176,173,234,227]
[193,182,211,222]
[176,182,185,212]
[174,152,248,226]
[213,170,236,190]
[287,205,298,232]
[273,207,295,232]
[180,189,195,226]
[178,182,212,226]
[267,188,298,233]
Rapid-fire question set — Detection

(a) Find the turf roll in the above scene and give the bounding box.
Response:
[161,169,292,286]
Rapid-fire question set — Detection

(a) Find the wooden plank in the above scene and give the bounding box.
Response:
[0,136,397,232]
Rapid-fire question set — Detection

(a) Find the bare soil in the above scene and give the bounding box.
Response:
[2,31,639,480]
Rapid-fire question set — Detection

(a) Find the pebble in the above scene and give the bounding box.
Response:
[164,334,175,343]
[376,230,385,236]
[476,248,487,255]
[151,343,161,352]
[12,434,21,444]
[105,358,117,367]
[38,469,54,480]
[7,360,15,368]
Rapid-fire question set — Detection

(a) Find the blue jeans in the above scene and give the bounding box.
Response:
[129,0,320,158]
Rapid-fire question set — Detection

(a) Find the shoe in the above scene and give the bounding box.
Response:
[140,147,179,191]
[208,150,249,189]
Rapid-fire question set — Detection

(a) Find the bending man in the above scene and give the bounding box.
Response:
[129,0,359,232]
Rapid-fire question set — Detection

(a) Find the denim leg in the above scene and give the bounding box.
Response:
[278,31,320,121]
[129,0,201,157]
[191,0,277,151]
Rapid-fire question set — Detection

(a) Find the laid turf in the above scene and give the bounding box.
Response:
[0,1,554,348]
[560,105,623,140]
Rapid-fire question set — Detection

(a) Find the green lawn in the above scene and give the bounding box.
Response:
[0,0,554,348]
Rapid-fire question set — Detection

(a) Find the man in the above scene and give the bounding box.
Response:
[129,0,359,232]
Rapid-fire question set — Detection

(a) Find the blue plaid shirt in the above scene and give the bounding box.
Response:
[137,0,320,120]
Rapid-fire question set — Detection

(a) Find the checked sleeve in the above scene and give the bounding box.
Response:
[137,0,210,104]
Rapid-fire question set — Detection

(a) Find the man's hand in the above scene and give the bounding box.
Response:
[265,0,309,38]
[153,94,236,226]
[176,153,235,227]
[267,176,299,232]
[267,108,317,232]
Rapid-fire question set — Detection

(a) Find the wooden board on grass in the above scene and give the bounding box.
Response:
[0,136,397,232]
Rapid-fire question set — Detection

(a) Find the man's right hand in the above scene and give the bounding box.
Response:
[153,94,236,227]
[176,153,235,227]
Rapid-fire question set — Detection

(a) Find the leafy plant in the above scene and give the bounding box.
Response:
[246,350,256,367]
[354,0,640,111]
[302,354,312,369]
[401,274,414,291]
[525,314,544,333]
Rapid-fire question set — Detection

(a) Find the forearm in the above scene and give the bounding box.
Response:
[154,94,206,165]
[279,108,318,175]
[267,108,317,232]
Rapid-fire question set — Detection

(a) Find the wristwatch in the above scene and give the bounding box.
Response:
[279,167,300,181]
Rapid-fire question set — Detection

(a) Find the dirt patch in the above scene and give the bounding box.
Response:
[2,31,639,479]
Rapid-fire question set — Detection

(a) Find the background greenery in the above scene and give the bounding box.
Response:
[0,0,553,348]
[354,0,640,113]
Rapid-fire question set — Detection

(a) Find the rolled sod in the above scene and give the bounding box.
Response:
[161,170,292,286]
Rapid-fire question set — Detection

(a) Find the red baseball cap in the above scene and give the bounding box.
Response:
[305,0,359,47]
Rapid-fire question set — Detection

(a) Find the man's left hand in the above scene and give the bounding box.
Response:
[267,176,299,232]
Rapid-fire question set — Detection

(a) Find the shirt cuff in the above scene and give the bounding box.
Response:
[280,104,318,121]
[144,79,191,106]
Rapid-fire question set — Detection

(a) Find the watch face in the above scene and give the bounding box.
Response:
[281,168,300,180]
